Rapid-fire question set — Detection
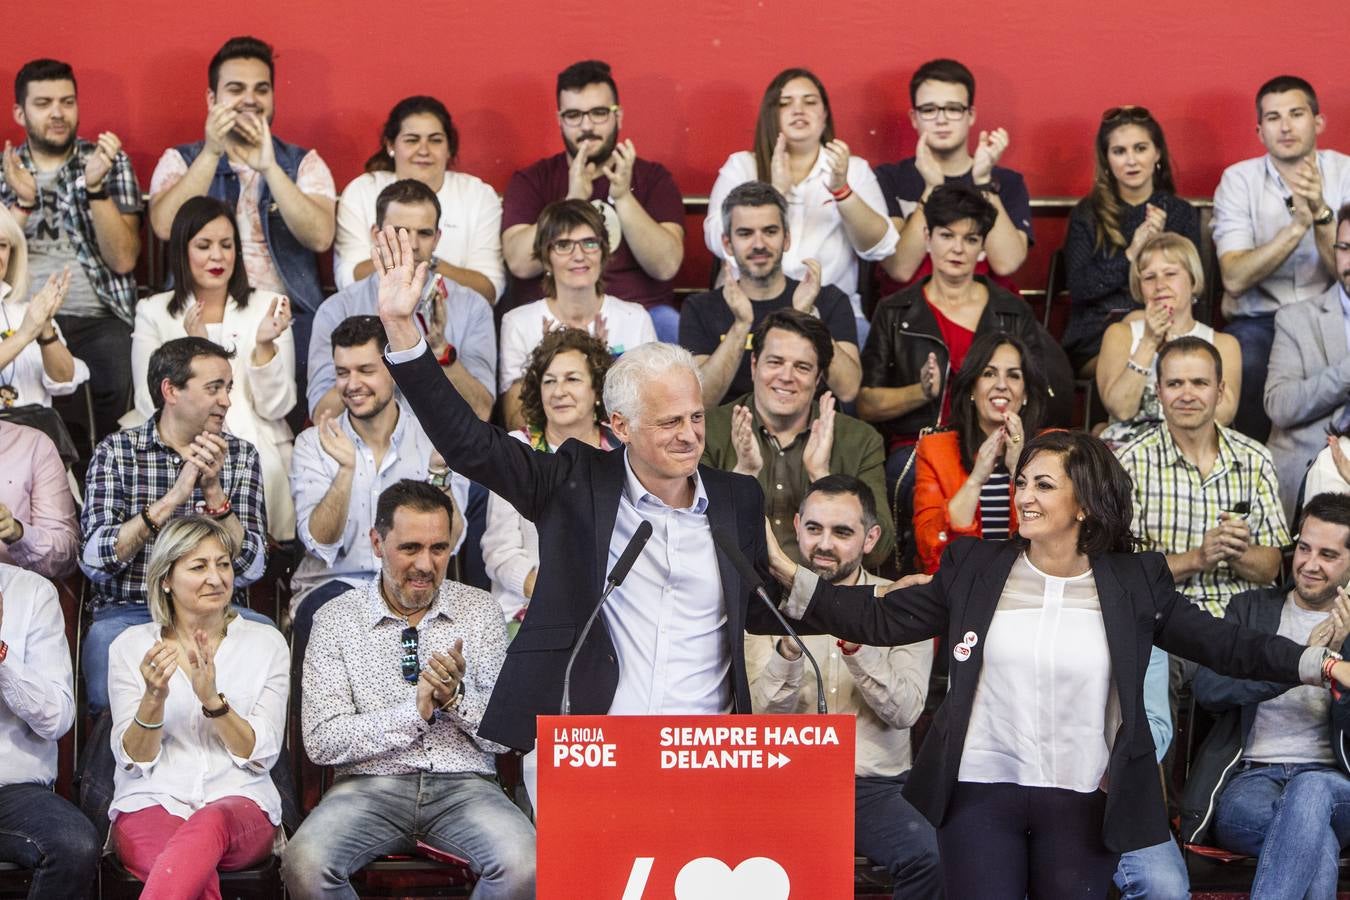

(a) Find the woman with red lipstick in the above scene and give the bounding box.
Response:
[703,67,897,341]
[127,197,297,540]
[1096,233,1240,448]
[332,96,503,302]
[912,331,1047,573]
[1063,106,1201,375]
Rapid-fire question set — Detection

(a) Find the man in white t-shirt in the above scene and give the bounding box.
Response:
[147,35,337,388]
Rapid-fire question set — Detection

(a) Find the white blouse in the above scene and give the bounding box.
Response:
[959,553,1117,793]
[497,295,656,394]
[0,283,91,407]
[108,618,290,825]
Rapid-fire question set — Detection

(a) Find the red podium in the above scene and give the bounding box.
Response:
[537,714,856,899]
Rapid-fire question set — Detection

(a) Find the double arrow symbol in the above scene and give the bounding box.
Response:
[766,752,790,769]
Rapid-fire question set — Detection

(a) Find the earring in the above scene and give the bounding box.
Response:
[1076,513,1086,522]
[970,395,975,403]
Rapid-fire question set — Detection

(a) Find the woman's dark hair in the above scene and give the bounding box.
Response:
[532,200,611,298]
[364,95,459,173]
[948,332,1046,472]
[753,68,834,183]
[168,196,251,316]
[518,327,613,435]
[923,183,997,236]
[1088,106,1176,252]
[1014,430,1141,556]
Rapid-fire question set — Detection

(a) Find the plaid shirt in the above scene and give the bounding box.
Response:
[0,139,142,324]
[79,418,268,610]
[1117,422,1289,617]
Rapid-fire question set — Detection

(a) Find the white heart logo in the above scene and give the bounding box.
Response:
[673,856,791,900]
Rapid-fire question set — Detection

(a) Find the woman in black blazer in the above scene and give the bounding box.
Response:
[768,430,1348,898]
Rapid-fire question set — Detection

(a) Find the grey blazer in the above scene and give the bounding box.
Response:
[1264,287,1349,518]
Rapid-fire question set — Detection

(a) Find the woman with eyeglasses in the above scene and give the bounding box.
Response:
[1062,106,1201,376]
[704,68,897,341]
[332,96,503,302]
[107,515,288,897]
[497,199,655,430]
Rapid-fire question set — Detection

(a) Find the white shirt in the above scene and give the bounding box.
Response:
[746,568,933,777]
[333,170,505,297]
[605,451,731,715]
[0,282,91,407]
[703,150,898,318]
[959,554,1116,793]
[108,618,290,825]
[1212,150,1350,317]
[0,564,75,786]
[496,295,656,394]
[482,431,542,621]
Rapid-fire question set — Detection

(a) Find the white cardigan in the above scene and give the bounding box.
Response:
[121,290,297,540]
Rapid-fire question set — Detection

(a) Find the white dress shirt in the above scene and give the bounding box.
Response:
[605,451,731,715]
[301,577,509,777]
[0,282,91,407]
[108,618,289,825]
[289,401,468,611]
[746,568,933,777]
[122,289,297,540]
[703,150,898,318]
[333,170,505,297]
[959,554,1116,793]
[0,564,75,786]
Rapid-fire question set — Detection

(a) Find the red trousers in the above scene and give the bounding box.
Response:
[112,796,275,900]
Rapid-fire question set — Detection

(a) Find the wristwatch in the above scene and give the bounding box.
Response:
[1314,206,1336,226]
[202,692,231,718]
[975,180,1002,195]
[427,468,451,489]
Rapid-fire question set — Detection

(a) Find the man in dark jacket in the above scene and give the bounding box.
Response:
[1183,491,1350,898]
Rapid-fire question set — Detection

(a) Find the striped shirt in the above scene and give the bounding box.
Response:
[1116,423,1288,617]
[979,470,1013,541]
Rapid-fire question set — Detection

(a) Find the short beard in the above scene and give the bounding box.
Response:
[736,253,783,289]
[347,393,392,421]
[1295,579,1344,610]
[810,555,862,586]
[564,130,617,166]
[27,129,74,157]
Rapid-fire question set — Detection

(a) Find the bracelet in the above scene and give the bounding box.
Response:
[1323,654,1340,685]
[0,640,8,664]
[829,184,853,202]
[85,184,109,201]
[436,342,457,367]
[140,508,161,536]
[439,681,465,712]
[1125,359,1151,377]
[836,639,861,656]
[203,499,232,519]
[35,330,60,346]
[13,198,36,213]
[133,713,164,730]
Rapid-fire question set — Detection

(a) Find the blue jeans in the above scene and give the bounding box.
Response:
[1113,837,1190,899]
[82,603,276,713]
[282,772,535,899]
[646,302,681,344]
[0,782,100,899]
[1223,313,1276,443]
[854,773,942,899]
[1213,762,1350,900]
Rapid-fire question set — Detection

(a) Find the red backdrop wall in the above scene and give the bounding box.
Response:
[3,0,1346,289]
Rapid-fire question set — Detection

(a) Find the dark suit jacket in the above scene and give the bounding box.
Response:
[387,347,786,750]
[789,537,1307,854]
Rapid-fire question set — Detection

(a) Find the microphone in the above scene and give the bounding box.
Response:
[560,520,653,715]
[711,529,828,715]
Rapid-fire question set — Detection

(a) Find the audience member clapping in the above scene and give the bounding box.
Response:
[1097,233,1240,449]
[126,196,296,540]
[107,515,288,895]
[498,199,655,429]
[705,68,896,341]
[1062,106,1201,374]
[0,419,79,578]
[912,331,1047,573]
[333,95,503,301]
[483,327,617,625]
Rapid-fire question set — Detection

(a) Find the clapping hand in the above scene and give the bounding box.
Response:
[1141,298,1172,349]
[1328,436,1350,485]
[821,139,851,193]
[1288,156,1326,220]
[204,101,240,156]
[2,142,37,207]
[233,112,275,174]
[187,433,228,489]
[1308,588,1350,650]
[567,141,599,200]
[919,352,942,401]
[254,295,292,345]
[140,641,178,699]
[602,140,636,200]
[1001,410,1025,471]
[792,259,822,314]
[316,410,356,469]
[0,502,22,544]
[971,426,1006,482]
[186,630,221,707]
[19,268,71,340]
[730,404,764,477]
[183,300,208,338]
[1126,204,1167,262]
[914,134,944,190]
[802,392,837,481]
[770,134,793,196]
[83,132,124,192]
[972,128,1010,185]
[723,272,753,326]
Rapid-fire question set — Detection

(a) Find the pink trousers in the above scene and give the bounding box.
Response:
[112,796,275,900]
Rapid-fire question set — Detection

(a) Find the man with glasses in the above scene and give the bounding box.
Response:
[1215,75,1350,442]
[500,59,686,341]
[285,479,534,899]
[874,58,1032,292]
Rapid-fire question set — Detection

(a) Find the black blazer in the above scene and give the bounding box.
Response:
[790,537,1307,854]
[387,347,785,751]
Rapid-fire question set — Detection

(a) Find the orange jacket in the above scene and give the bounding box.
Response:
[912,429,1019,574]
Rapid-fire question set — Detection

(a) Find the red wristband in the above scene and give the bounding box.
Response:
[836,639,861,656]
[203,498,232,519]
[0,641,8,664]
[829,184,853,202]
[1324,655,1339,685]
[436,343,458,367]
